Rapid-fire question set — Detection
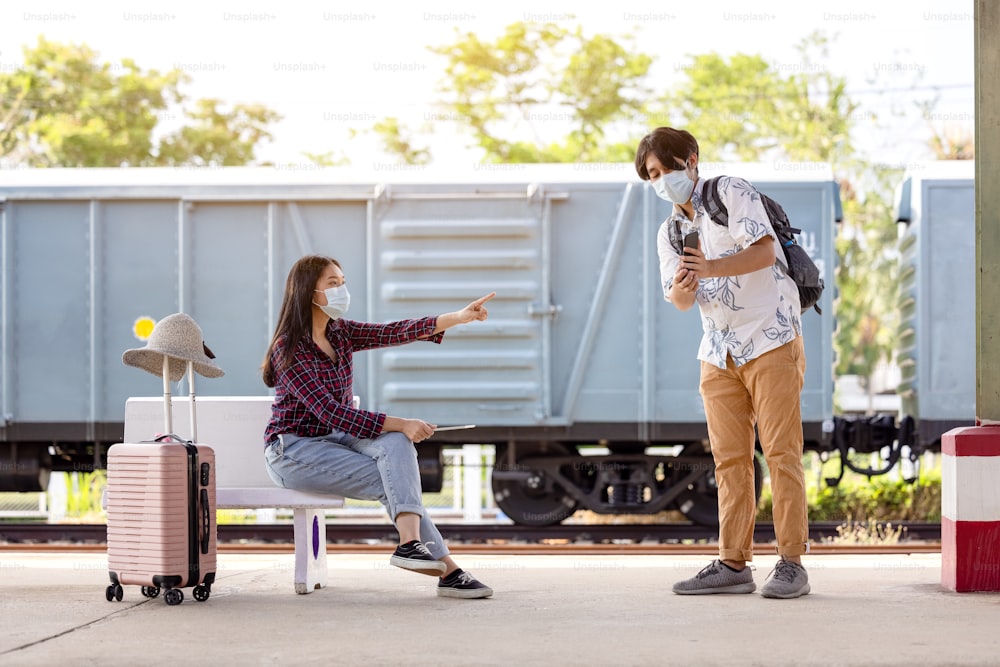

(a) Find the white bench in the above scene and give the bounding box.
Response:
[122,395,346,594]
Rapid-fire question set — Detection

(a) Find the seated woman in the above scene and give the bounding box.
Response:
[261,254,495,599]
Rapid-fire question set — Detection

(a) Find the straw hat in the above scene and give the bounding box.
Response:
[122,313,225,381]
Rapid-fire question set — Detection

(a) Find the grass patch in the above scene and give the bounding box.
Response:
[756,457,941,523]
[822,519,905,545]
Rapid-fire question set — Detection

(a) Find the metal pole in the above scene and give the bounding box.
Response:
[87,199,99,445]
[640,186,655,440]
[162,355,172,434]
[188,360,197,442]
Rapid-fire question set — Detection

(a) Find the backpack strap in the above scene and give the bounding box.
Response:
[668,217,684,255]
[701,176,729,227]
[704,175,805,238]
[704,174,790,274]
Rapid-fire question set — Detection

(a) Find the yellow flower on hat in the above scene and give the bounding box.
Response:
[133,316,156,342]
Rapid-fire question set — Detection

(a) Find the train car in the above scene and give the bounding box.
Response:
[822,160,976,484]
[0,163,840,525]
[894,161,976,451]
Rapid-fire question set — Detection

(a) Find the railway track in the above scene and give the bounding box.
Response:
[0,521,941,554]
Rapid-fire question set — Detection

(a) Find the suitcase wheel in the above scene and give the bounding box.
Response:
[193,585,210,602]
[105,584,123,602]
[164,588,184,606]
[141,586,161,599]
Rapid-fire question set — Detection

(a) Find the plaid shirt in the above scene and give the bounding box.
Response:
[264,316,443,445]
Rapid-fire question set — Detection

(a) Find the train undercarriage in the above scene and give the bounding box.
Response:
[480,413,938,526]
[490,441,762,526]
[1,412,945,527]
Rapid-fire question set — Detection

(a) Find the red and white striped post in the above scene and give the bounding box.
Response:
[941,425,1000,592]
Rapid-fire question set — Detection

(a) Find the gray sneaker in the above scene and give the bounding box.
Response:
[760,558,810,599]
[672,559,756,595]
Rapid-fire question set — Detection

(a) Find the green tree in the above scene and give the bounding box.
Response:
[926,121,975,159]
[663,32,857,165]
[301,150,350,167]
[833,169,902,385]
[386,21,653,163]
[156,98,281,167]
[365,117,431,166]
[0,36,279,167]
[664,52,793,161]
[1,37,182,166]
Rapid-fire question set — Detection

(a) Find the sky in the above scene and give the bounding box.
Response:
[0,0,975,170]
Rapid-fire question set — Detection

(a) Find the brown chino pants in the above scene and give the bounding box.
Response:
[699,336,809,562]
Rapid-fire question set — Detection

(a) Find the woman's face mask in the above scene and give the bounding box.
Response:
[313,284,350,319]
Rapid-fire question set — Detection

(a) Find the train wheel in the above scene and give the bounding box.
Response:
[674,447,763,527]
[491,443,578,526]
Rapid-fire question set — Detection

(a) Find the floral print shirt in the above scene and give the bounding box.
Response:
[657,176,802,369]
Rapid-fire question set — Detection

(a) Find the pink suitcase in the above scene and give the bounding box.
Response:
[105,436,217,605]
[106,314,222,605]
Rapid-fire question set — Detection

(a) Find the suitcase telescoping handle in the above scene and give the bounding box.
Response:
[161,355,173,433]
[158,356,199,440]
[187,360,198,442]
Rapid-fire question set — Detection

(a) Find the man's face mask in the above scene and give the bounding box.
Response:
[652,162,695,204]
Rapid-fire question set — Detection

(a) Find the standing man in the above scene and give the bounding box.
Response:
[635,127,810,599]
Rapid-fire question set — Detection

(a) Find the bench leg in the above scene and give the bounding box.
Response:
[293,508,328,594]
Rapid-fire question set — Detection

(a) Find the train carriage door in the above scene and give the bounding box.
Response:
[366,184,560,427]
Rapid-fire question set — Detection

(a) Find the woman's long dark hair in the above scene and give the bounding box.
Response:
[261,255,340,387]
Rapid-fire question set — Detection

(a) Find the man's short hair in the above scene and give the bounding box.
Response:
[634,127,700,181]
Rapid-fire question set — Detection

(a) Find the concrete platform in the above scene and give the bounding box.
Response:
[1,550,997,666]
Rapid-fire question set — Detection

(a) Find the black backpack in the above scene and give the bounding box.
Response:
[692,175,824,314]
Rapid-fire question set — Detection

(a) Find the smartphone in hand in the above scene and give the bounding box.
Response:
[683,231,699,256]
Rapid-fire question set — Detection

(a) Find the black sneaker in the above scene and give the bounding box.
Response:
[390,540,447,576]
[437,569,493,599]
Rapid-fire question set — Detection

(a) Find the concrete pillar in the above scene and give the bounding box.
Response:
[944,1,1000,592]
[977,0,1000,416]
[941,427,1000,591]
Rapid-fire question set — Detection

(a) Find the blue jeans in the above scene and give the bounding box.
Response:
[264,430,450,560]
